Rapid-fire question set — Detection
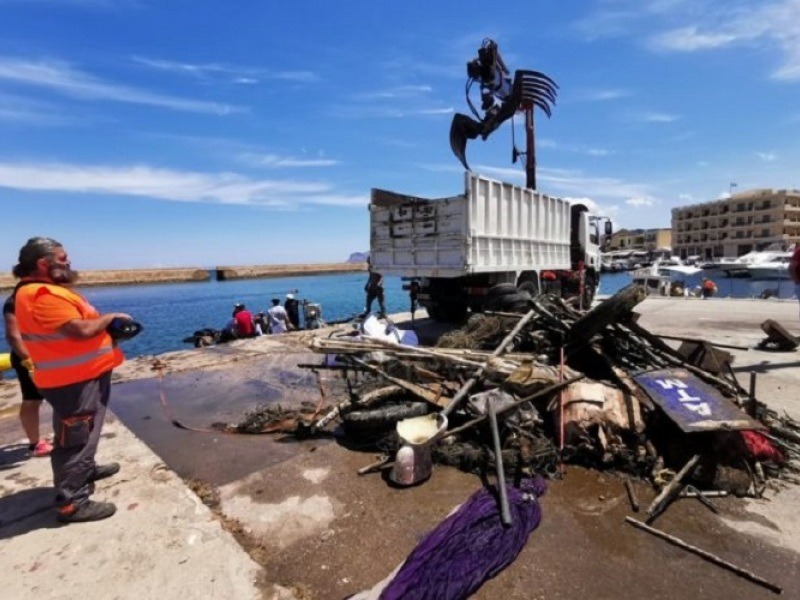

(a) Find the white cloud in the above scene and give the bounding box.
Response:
[756,151,777,162]
[132,56,319,84]
[577,88,633,101]
[678,193,693,201]
[644,1,800,81]
[649,26,738,51]
[0,161,366,207]
[627,197,655,207]
[239,153,339,168]
[417,107,454,115]
[0,92,73,125]
[329,104,454,119]
[577,2,800,81]
[534,138,613,157]
[640,111,680,123]
[356,85,433,100]
[0,57,245,114]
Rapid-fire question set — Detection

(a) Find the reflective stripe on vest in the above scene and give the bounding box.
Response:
[35,346,114,371]
[20,332,69,342]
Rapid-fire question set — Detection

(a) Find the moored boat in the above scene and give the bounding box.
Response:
[748,253,793,280]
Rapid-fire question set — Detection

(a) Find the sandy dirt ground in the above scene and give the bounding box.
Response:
[2,296,800,599]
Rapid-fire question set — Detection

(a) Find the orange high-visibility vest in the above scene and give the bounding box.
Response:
[14,283,123,389]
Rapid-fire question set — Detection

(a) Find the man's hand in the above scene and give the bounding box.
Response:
[60,312,134,339]
[21,358,35,372]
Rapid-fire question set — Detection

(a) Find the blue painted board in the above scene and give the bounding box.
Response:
[634,368,763,433]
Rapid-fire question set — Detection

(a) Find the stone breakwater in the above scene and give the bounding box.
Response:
[0,262,368,291]
[0,267,210,291]
[214,262,367,281]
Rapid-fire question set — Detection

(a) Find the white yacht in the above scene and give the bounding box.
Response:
[716,250,788,277]
[748,252,793,280]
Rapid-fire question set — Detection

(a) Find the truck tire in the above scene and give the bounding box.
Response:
[519,280,539,296]
[566,284,647,345]
[425,304,444,321]
[439,302,468,323]
[342,401,430,434]
[486,290,531,313]
[487,283,518,299]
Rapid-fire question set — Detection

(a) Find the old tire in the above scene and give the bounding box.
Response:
[519,280,539,297]
[487,283,518,299]
[566,284,647,345]
[342,401,430,434]
[486,290,531,313]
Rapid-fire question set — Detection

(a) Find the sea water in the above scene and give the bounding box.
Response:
[1,270,797,363]
[1,272,407,362]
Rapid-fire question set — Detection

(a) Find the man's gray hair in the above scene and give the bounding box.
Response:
[12,237,63,278]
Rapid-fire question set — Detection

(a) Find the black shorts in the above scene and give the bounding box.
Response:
[10,352,43,401]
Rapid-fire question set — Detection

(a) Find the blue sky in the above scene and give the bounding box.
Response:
[0,1,798,269]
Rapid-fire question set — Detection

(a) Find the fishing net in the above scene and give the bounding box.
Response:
[436,314,508,350]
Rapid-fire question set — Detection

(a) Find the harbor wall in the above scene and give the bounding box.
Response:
[0,262,368,291]
[214,262,367,281]
[0,267,210,291]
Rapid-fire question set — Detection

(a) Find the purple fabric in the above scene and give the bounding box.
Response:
[380,477,547,600]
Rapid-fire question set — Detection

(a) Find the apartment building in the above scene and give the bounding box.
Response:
[607,228,672,252]
[672,189,800,260]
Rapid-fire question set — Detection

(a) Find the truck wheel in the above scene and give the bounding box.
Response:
[486,290,531,313]
[342,401,430,434]
[487,283,518,299]
[566,284,647,345]
[519,280,539,296]
[439,302,468,323]
[425,304,444,321]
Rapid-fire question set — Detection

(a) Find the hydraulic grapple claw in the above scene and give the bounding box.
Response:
[449,113,483,171]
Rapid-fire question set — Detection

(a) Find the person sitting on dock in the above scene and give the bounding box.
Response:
[232,303,258,337]
[267,298,292,334]
[701,277,718,299]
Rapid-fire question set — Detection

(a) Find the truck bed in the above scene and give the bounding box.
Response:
[370,173,572,278]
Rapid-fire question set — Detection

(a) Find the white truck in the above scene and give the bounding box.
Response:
[369,173,611,321]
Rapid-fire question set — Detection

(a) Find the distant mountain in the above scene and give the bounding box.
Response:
[347,252,369,264]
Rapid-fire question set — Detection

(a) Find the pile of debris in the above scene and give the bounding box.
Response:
[224,283,799,595]
[238,285,799,501]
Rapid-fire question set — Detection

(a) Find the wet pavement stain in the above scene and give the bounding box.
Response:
[110,358,331,486]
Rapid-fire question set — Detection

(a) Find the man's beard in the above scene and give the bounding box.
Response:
[48,263,79,285]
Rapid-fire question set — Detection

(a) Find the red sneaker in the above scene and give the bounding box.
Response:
[31,439,53,457]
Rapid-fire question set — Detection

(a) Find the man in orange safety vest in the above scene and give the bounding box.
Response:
[12,237,133,523]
